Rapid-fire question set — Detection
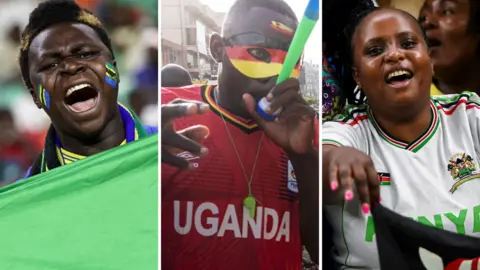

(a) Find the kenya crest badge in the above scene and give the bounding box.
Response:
[447,153,480,193]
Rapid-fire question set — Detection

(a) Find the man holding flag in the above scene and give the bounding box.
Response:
[0,2,158,268]
[161,0,319,268]
[18,0,157,177]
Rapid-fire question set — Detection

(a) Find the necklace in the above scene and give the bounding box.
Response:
[214,87,264,218]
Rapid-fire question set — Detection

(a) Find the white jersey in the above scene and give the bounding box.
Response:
[323,92,480,270]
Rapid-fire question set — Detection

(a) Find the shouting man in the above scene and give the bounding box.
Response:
[19,0,157,177]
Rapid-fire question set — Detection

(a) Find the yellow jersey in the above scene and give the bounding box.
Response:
[430,83,443,96]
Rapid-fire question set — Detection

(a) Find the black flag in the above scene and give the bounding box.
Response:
[372,204,480,270]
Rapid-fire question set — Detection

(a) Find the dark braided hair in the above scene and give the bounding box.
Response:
[323,0,377,105]
[18,0,114,90]
[342,4,379,105]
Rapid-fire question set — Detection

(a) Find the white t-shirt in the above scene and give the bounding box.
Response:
[323,91,480,269]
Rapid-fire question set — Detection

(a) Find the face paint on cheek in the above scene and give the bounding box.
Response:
[224,46,301,79]
[105,62,118,88]
[37,84,51,109]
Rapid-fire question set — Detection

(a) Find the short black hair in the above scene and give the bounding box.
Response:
[222,0,298,34]
[19,0,114,90]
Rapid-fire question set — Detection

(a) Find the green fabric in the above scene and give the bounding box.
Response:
[0,134,158,270]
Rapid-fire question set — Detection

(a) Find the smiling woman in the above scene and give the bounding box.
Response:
[322,6,480,269]
[18,0,157,178]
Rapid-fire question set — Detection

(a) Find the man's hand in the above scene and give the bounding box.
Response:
[161,99,210,169]
[243,78,315,155]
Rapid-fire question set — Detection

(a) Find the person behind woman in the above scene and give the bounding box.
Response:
[323,6,480,269]
[419,0,480,95]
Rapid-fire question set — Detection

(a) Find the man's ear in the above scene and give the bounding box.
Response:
[29,87,41,109]
[209,33,224,63]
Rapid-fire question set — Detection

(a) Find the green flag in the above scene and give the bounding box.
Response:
[0,134,158,269]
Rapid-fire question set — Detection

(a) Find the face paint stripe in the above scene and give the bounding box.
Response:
[225,46,302,79]
[106,62,116,72]
[37,85,42,105]
[105,76,117,88]
[42,90,46,108]
[38,84,51,109]
[38,85,44,107]
[106,67,117,78]
[105,63,118,88]
[106,69,117,78]
[225,46,289,64]
[44,90,50,109]
[106,73,117,82]
[230,59,301,79]
[105,63,118,78]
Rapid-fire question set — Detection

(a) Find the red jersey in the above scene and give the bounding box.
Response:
[162,85,306,270]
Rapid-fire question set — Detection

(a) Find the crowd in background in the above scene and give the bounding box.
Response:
[0,0,158,185]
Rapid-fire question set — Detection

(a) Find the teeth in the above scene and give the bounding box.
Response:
[387,70,411,80]
[66,83,91,97]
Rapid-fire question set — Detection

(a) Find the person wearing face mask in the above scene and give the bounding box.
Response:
[19,0,158,177]
[322,6,480,270]
[419,0,480,95]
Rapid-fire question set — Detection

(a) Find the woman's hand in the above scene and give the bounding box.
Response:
[324,146,380,213]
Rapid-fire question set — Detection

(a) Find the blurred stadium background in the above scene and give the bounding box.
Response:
[0,0,158,185]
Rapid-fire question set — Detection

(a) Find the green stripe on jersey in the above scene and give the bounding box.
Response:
[332,104,368,124]
[433,91,480,109]
[368,101,440,152]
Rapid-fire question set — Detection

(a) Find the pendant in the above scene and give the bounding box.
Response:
[243,196,256,218]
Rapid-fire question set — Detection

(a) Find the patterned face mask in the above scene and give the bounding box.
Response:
[322,56,342,121]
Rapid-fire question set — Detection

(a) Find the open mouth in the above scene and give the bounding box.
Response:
[64,83,98,113]
[385,70,413,87]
